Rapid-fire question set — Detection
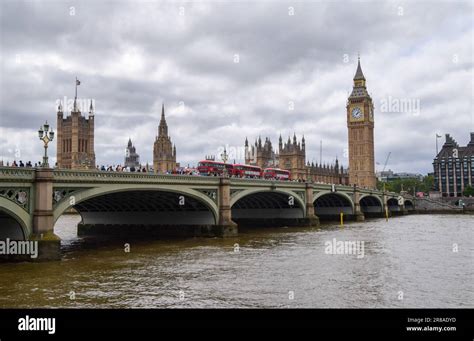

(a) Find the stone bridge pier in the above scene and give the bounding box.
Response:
[29,168,60,260]
[216,178,238,236]
[353,186,365,222]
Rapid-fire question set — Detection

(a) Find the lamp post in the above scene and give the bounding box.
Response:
[38,121,54,168]
[221,147,229,177]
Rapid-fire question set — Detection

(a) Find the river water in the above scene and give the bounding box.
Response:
[0,214,472,308]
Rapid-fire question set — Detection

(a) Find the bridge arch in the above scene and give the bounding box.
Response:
[313,191,354,217]
[0,197,30,240]
[230,188,305,224]
[404,199,414,211]
[387,198,400,212]
[359,194,383,214]
[53,185,219,226]
[230,188,305,210]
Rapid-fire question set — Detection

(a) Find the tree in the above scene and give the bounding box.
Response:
[463,186,474,197]
[377,175,433,194]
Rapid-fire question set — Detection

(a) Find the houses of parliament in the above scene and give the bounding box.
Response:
[55,57,376,188]
[244,57,376,187]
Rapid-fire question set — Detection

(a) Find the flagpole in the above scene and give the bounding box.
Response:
[75,77,78,99]
[320,140,322,164]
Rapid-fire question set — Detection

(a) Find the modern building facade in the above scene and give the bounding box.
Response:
[124,138,140,169]
[153,104,177,173]
[56,98,96,169]
[346,57,376,189]
[433,133,474,197]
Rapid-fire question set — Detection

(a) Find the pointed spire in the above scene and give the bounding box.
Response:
[57,101,63,113]
[354,54,365,81]
[245,137,248,147]
[158,102,168,137]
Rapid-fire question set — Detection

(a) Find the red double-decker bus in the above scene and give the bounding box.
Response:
[197,160,233,176]
[232,164,262,178]
[263,168,291,180]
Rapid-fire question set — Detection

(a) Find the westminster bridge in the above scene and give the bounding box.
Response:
[0,167,414,259]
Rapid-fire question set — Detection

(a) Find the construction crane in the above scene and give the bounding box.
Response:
[382,152,391,172]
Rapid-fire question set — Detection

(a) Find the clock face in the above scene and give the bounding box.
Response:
[351,107,362,119]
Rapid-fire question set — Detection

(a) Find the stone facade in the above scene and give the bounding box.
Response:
[244,134,348,184]
[278,134,306,180]
[153,104,176,173]
[245,137,277,169]
[56,99,96,169]
[306,159,349,184]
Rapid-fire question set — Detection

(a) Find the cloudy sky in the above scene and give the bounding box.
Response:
[0,0,472,174]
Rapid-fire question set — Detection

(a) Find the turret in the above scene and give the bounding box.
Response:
[88,100,94,117]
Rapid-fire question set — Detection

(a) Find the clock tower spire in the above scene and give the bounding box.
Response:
[347,56,376,189]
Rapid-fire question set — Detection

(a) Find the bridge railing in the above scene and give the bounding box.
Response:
[0,167,36,181]
[52,169,223,184]
[229,177,308,187]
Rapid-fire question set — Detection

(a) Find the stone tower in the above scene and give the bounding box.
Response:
[245,136,276,168]
[279,133,306,180]
[56,98,95,169]
[153,104,176,173]
[347,57,376,188]
[124,138,140,169]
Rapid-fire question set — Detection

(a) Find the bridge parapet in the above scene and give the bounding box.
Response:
[230,178,308,189]
[0,167,35,182]
[53,169,221,185]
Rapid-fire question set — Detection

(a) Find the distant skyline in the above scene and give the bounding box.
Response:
[1,0,472,174]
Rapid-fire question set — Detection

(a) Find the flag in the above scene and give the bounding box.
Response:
[436,134,442,138]
[76,79,81,86]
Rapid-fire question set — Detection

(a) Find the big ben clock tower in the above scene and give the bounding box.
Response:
[347,56,376,189]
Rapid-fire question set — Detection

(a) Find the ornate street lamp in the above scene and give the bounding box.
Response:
[38,121,54,168]
[220,147,229,177]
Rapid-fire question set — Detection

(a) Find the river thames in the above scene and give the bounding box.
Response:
[0,214,472,308]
